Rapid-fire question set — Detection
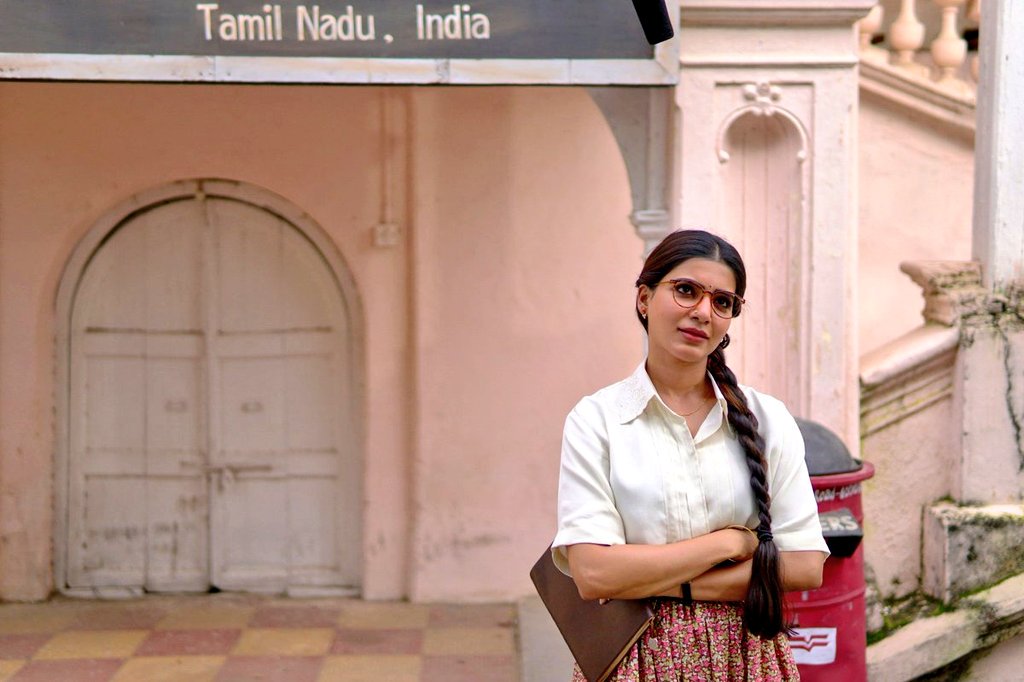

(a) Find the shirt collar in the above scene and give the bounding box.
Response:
[614,361,732,432]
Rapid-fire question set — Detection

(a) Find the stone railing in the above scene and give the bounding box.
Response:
[861,261,1024,680]
[857,0,978,132]
[860,264,966,606]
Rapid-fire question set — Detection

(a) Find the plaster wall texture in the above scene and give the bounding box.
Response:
[857,91,974,354]
[861,392,955,599]
[955,328,1024,503]
[0,82,640,601]
[406,86,641,601]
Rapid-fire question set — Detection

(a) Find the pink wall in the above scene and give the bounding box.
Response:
[858,91,974,354]
[407,87,640,600]
[0,81,640,601]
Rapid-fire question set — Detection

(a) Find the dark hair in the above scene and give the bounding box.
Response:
[635,229,786,639]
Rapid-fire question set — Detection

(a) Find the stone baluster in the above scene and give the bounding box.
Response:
[890,0,927,74]
[858,4,886,63]
[931,0,968,85]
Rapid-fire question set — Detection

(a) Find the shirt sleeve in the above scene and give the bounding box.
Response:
[551,399,627,575]
[765,407,830,556]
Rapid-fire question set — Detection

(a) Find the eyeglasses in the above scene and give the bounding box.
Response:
[657,278,744,319]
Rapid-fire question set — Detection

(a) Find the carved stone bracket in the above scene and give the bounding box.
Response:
[629,209,673,256]
[900,260,1024,331]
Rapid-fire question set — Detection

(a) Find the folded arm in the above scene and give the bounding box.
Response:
[690,550,827,601]
[567,540,826,602]
[564,527,756,601]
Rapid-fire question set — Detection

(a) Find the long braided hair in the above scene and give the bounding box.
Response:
[635,229,786,639]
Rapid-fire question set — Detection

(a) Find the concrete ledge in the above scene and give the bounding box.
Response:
[867,610,979,682]
[859,324,958,437]
[860,324,959,390]
[965,573,1024,647]
[867,573,1024,681]
[923,503,1024,602]
[860,60,976,137]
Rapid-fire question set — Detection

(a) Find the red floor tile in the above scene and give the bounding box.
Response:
[215,656,324,682]
[11,658,122,682]
[135,628,240,656]
[249,605,341,629]
[420,655,518,682]
[0,634,50,660]
[330,628,423,655]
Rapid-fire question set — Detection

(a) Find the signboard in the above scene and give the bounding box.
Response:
[789,628,838,666]
[0,1,677,85]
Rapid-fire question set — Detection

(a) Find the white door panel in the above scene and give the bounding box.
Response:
[212,201,288,333]
[208,199,353,592]
[218,353,286,453]
[68,193,360,595]
[75,475,148,587]
[218,474,290,590]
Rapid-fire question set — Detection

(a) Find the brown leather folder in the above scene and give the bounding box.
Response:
[530,547,656,682]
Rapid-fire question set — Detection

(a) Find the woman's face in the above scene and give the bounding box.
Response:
[637,257,737,368]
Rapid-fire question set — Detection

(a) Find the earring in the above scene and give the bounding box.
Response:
[640,308,647,319]
[718,334,730,349]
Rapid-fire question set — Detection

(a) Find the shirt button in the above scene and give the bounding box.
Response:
[648,637,661,651]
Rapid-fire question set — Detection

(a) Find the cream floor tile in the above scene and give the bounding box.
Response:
[337,602,430,630]
[112,656,225,682]
[155,604,256,629]
[33,629,148,659]
[0,661,24,681]
[423,626,516,656]
[318,655,420,682]
[232,628,334,656]
[0,608,76,634]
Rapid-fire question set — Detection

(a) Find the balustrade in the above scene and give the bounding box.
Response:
[858,0,978,97]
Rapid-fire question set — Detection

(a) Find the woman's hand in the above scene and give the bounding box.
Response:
[724,526,758,562]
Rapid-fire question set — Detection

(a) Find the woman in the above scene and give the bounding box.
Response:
[552,230,828,681]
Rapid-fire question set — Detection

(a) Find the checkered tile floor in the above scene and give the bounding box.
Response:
[0,595,519,681]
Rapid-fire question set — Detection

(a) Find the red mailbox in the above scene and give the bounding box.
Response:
[787,419,875,682]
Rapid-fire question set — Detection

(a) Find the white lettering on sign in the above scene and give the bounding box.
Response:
[416,4,491,40]
[814,483,861,503]
[197,4,385,43]
[196,3,494,45]
[820,514,859,532]
[297,5,376,41]
[197,4,284,41]
[789,627,837,665]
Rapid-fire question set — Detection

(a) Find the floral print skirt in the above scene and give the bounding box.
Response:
[571,599,800,682]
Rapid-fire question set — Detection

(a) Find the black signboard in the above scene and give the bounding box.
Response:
[818,508,863,558]
[0,1,653,60]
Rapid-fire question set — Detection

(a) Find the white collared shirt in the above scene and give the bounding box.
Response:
[552,362,829,574]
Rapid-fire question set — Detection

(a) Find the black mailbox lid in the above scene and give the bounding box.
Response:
[795,417,862,476]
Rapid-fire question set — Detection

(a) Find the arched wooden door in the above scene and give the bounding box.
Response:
[66,194,360,595]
